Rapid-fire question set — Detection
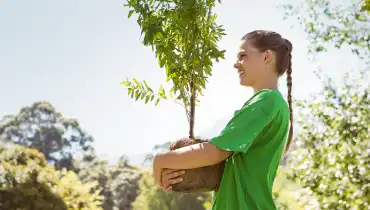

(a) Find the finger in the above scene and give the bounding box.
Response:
[162,174,181,184]
[162,180,170,188]
[161,183,168,189]
[160,182,170,190]
[170,177,183,185]
[162,169,183,175]
[163,177,183,186]
[163,170,186,180]
[162,176,181,186]
[160,180,165,188]
[164,186,172,192]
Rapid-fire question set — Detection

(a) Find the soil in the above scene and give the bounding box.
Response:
[169,137,225,193]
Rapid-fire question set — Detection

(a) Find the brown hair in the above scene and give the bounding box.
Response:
[242,30,293,153]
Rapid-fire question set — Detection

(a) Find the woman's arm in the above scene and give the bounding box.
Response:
[153,142,232,185]
[153,142,232,170]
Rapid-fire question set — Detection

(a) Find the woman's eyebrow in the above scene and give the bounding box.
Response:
[237,50,247,59]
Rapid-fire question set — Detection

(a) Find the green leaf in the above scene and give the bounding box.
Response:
[128,10,134,18]
[145,95,150,104]
[120,81,130,86]
[143,80,153,92]
[155,98,160,106]
[133,78,142,88]
[140,92,146,100]
[158,85,166,99]
[135,90,140,100]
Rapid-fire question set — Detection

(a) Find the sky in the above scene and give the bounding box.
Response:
[0,0,362,163]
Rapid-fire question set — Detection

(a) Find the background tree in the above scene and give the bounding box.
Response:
[286,71,369,209]
[78,155,142,210]
[363,0,370,11]
[281,0,370,59]
[110,156,142,210]
[0,143,103,210]
[272,168,319,209]
[77,157,116,210]
[0,102,95,171]
[280,1,370,208]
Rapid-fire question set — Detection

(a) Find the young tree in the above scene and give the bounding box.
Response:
[122,0,226,192]
[122,0,225,138]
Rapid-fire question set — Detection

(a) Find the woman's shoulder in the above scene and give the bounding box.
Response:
[242,89,288,116]
[245,89,284,106]
[254,88,282,99]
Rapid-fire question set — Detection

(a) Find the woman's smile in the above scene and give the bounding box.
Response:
[238,70,245,78]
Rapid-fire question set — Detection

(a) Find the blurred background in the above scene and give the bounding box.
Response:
[0,0,369,209]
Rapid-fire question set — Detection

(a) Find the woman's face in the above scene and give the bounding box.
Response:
[234,41,267,87]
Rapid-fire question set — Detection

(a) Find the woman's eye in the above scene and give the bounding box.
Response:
[240,54,247,60]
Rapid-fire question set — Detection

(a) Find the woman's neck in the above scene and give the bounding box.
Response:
[252,77,278,94]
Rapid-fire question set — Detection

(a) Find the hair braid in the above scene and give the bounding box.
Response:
[285,53,293,153]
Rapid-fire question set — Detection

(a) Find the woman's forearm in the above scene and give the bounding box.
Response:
[153,142,232,169]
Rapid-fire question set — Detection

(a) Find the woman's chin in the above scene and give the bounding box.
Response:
[239,79,251,87]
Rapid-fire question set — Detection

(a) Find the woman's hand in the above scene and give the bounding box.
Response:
[161,169,185,192]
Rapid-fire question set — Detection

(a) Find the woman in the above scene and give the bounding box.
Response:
[153,30,294,210]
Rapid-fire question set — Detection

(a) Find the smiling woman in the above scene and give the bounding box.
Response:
[154,30,294,210]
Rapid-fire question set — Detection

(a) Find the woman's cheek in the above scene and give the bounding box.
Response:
[241,61,248,69]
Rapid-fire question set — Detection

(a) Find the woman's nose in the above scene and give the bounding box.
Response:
[234,62,240,69]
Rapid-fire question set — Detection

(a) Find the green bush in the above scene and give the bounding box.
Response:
[77,156,142,210]
[273,167,319,209]
[132,170,212,210]
[0,144,103,210]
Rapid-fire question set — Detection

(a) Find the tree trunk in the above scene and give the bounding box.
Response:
[189,80,195,139]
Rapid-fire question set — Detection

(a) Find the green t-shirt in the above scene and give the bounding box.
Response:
[209,89,290,210]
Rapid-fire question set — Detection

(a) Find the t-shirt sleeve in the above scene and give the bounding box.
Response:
[209,91,279,153]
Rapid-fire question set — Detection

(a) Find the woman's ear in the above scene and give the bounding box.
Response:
[263,50,273,64]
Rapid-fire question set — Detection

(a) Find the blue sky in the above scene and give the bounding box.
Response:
[0,0,360,163]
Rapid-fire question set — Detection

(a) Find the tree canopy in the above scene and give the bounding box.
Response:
[0,144,103,210]
[0,102,95,171]
[281,0,370,208]
[77,155,142,210]
[287,70,369,209]
[282,0,370,59]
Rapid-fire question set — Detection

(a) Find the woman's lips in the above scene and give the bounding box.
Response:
[239,72,245,78]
